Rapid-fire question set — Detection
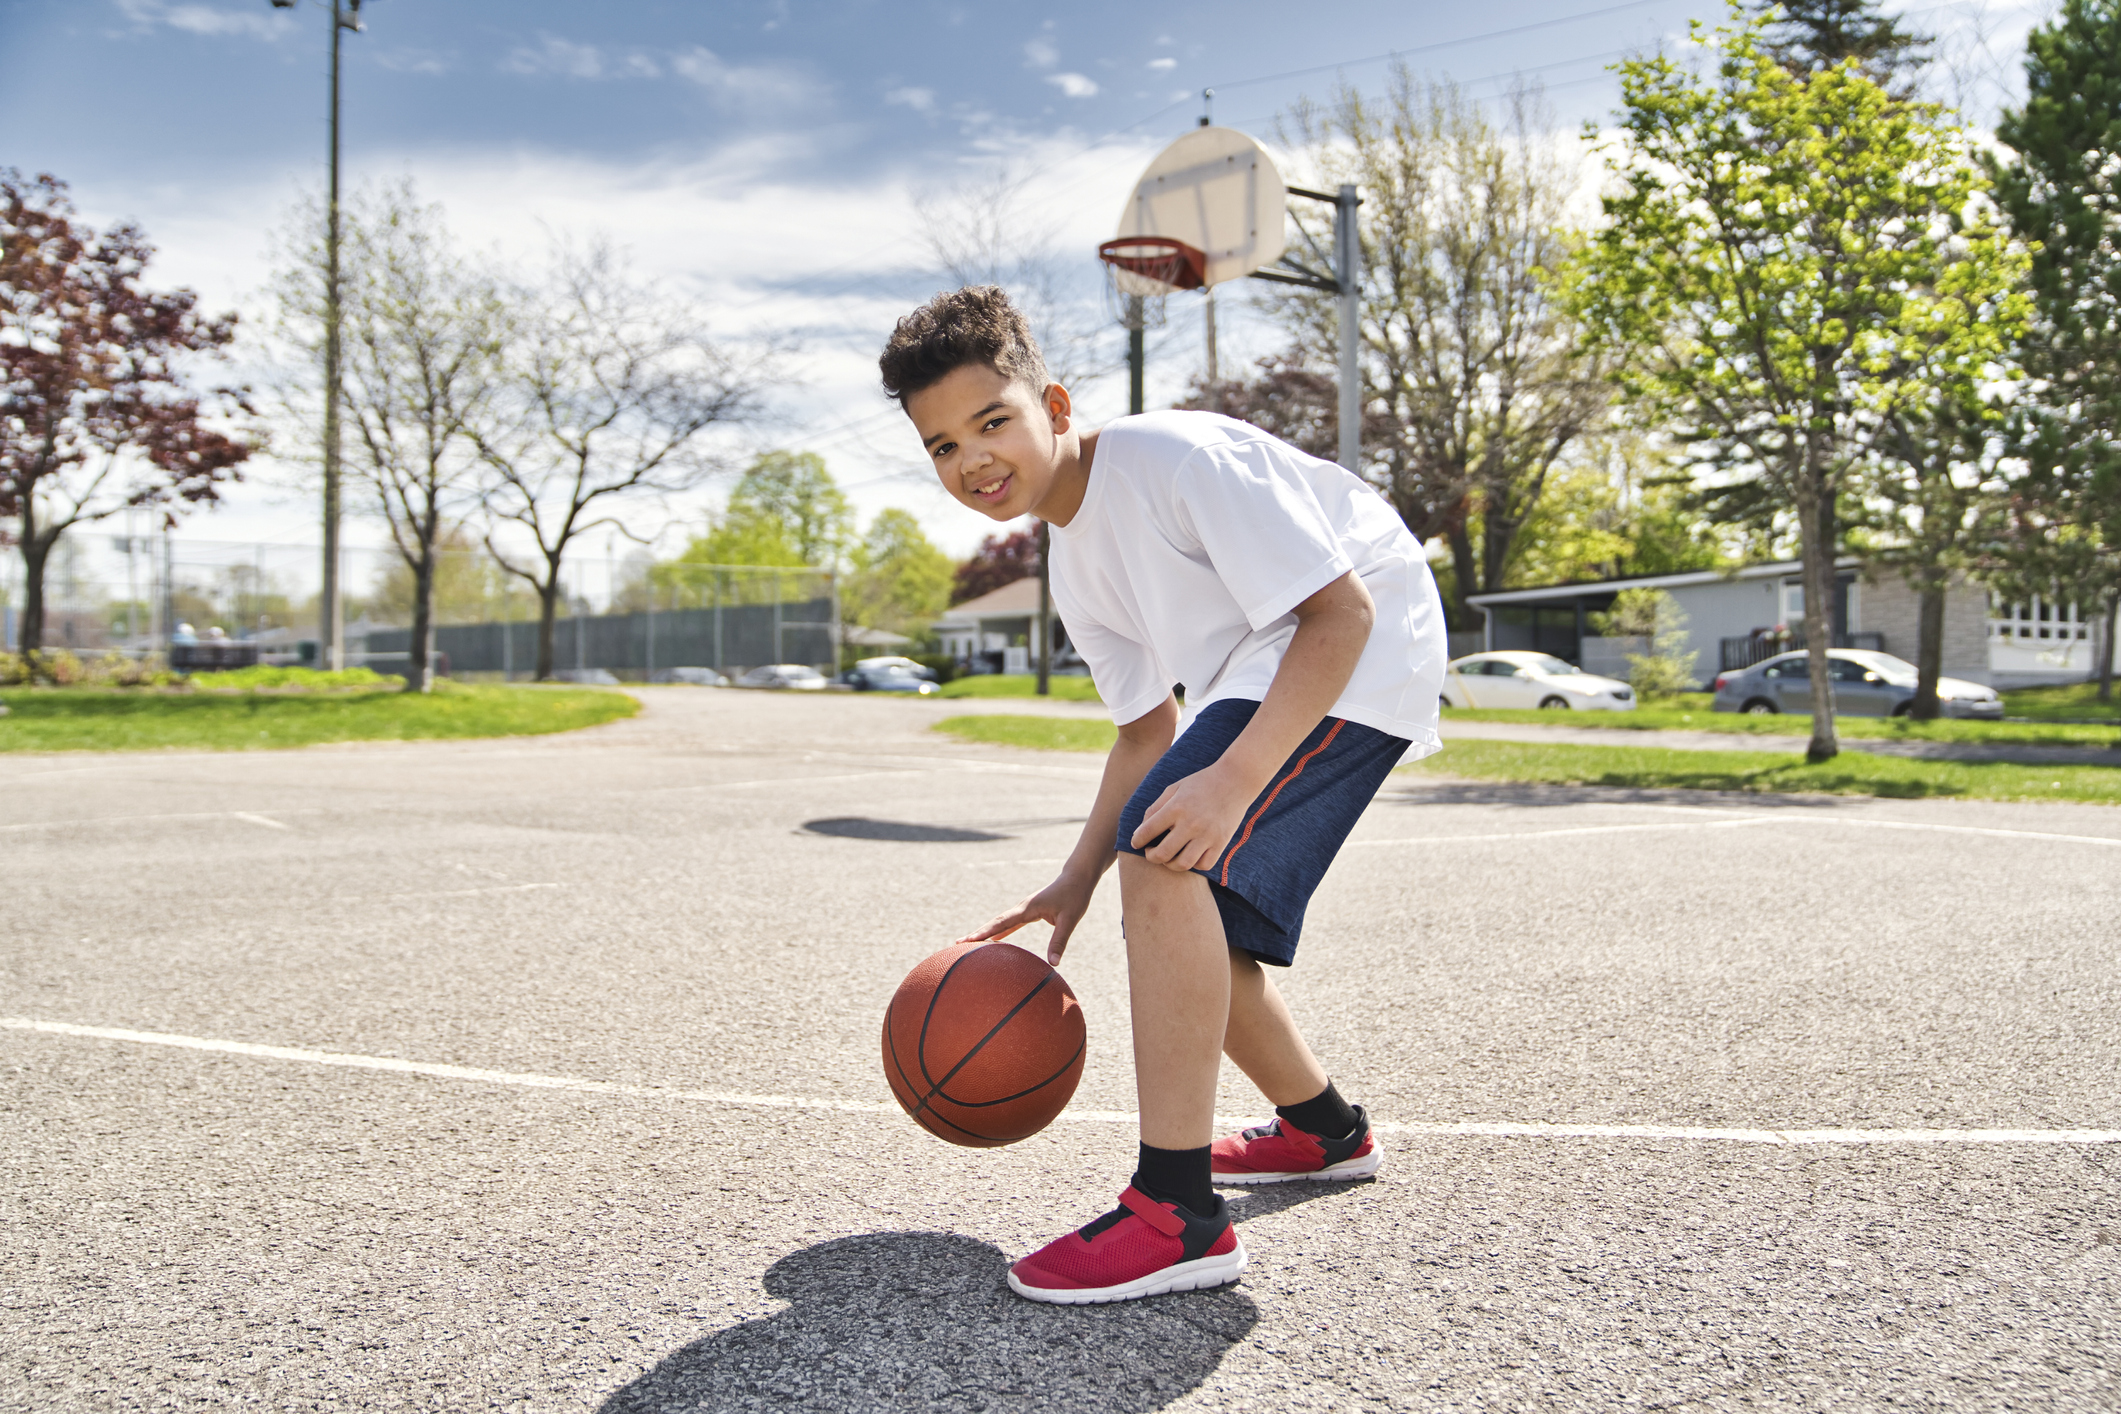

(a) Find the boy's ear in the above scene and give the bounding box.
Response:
[1043,381,1074,432]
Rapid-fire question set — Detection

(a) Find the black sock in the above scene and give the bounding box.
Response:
[1276,1080,1359,1140]
[1132,1142,1214,1215]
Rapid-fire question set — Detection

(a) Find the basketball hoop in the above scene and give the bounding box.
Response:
[1098,236,1206,294]
[1099,236,1201,332]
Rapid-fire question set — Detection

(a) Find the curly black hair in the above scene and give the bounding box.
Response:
[878,285,1051,406]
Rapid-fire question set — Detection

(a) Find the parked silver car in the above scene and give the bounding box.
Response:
[1712,649,2003,717]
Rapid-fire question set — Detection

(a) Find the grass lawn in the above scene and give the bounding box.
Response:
[1403,739,2121,805]
[0,682,638,753]
[1440,704,2120,747]
[937,673,1103,703]
[933,714,2121,804]
[2003,681,2121,721]
[934,713,1118,752]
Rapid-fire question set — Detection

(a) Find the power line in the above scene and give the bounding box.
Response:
[1202,0,1673,93]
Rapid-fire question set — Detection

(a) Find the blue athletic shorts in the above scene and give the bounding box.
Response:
[1115,699,1411,967]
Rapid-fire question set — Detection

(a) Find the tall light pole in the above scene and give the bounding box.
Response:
[272,0,362,669]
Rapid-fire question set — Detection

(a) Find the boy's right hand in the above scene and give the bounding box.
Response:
[957,868,1099,966]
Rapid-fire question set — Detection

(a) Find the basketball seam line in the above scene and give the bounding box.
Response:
[1220,719,1344,887]
[924,1034,1086,1110]
[912,972,1051,1117]
[913,948,985,1090]
[885,1021,993,1145]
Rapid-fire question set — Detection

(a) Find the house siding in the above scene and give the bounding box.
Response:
[1664,578,1785,684]
[1858,573,1992,683]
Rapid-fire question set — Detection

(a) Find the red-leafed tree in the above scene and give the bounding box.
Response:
[1,171,251,657]
[950,521,1040,604]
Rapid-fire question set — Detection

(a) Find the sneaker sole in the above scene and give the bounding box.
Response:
[1213,1147,1382,1186]
[1007,1242,1248,1305]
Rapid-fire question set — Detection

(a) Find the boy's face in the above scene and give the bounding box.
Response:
[905,363,1070,523]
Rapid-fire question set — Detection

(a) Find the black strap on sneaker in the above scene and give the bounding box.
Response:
[1316,1104,1370,1168]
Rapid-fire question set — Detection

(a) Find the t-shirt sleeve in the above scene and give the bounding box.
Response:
[1172,440,1357,631]
[1064,614,1169,727]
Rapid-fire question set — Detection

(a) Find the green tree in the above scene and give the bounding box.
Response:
[1991,0,2121,702]
[1590,588,1698,698]
[695,507,804,569]
[1562,8,2020,760]
[469,242,771,681]
[844,509,953,636]
[721,451,853,568]
[272,181,505,692]
[1272,74,1611,627]
[1752,0,1930,82]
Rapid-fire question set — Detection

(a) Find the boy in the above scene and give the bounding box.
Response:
[880,287,1445,1305]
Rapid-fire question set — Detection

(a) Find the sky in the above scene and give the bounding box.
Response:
[0,0,2052,590]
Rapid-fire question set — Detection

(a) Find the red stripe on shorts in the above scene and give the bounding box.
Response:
[1219,718,1346,887]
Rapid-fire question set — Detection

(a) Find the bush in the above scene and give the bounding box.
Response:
[0,650,180,688]
[910,652,962,684]
[1591,588,1699,700]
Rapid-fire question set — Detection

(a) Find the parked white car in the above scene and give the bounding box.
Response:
[1442,652,1637,711]
[735,664,829,691]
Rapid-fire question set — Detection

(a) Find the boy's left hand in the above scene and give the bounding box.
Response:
[1128,762,1258,874]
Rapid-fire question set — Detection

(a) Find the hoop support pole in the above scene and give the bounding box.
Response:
[1335,184,1362,475]
[1128,297,1145,415]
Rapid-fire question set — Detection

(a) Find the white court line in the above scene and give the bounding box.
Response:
[0,808,319,834]
[360,882,567,902]
[715,772,923,790]
[6,1017,2115,1146]
[1348,818,1775,848]
[1767,815,2121,848]
[228,812,289,831]
[1347,815,2121,850]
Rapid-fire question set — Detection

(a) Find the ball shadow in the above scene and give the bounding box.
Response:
[599,1230,1258,1413]
[801,817,1011,842]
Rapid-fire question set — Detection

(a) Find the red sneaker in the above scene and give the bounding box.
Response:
[1007,1186,1247,1305]
[1211,1104,1380,1184]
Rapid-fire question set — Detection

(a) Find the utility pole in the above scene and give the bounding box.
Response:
[273,0,362,668]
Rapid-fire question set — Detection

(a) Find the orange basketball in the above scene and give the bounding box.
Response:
[882,941,1087,1148]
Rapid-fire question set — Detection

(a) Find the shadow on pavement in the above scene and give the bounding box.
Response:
[600,1230,1258,1413]
[801,817,1011,842]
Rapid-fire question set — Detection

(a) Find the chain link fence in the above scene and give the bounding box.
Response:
[0,530,837,680]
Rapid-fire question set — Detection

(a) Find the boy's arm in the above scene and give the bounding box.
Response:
[958,693,1178,964]
[1130,570,1375,873]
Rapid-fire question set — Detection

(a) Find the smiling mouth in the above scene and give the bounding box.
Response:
[969,473,1012,506]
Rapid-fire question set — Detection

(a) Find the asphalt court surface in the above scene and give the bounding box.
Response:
[3,688,2117,1410]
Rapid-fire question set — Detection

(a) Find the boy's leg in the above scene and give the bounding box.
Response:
[1119,855,1230,1149]
[1007,854,1248,1304]
[1222,948,1329,1106]
[1213,948,1376,1185]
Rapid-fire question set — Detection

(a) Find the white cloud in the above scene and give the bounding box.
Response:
[372,48,454,77]
[1047,73,1098,98]
[885,86,936,113]
[64,128,1168,557]
[670,47,815,109]
[1147,57,1176,72]
[114,0,289,40]
[1023,37,1059,69]
[502,34,610,79]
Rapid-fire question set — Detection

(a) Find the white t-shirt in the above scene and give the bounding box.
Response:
[1048,410,1446,757]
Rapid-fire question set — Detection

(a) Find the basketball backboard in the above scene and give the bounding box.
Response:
[1107,127,1288,296]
